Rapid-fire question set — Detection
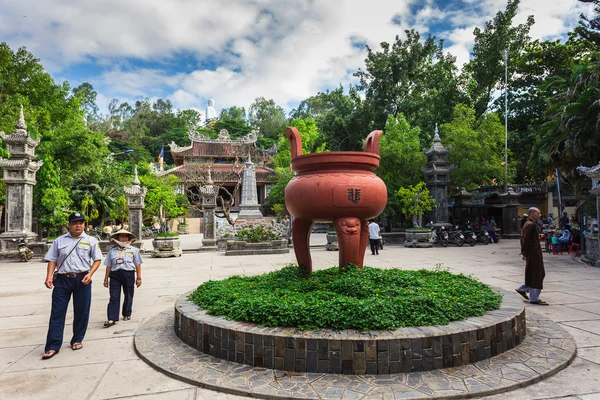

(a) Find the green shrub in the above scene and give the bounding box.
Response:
[235,225,278,243]
[188,265,502,330]
[154,232,179,238]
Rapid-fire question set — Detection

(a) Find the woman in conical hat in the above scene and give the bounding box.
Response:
[102,229,143,327]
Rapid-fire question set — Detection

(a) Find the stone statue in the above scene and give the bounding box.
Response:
[206,99,218,121]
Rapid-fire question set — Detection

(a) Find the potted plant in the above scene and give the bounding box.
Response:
[397,183,436,247]
[225,223,289,256]
[152,231,182,257]
[325,226,338,251]
[177,216,189,234]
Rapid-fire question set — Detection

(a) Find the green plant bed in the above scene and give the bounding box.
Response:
[188,265,502,331]
[154,232,179,238]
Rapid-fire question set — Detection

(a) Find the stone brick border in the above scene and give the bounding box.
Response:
[174,289,525,375]
[135,309,575,399]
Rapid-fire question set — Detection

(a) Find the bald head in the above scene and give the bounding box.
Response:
[528,207,541,221]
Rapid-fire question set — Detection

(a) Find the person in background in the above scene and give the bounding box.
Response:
[486,217,498,243]
[560,212,570,230]
[520,213,529,230]
[368,219,380,255]
[516,207,548,305]
[103,229,143,327]
[42,213,103,360]
[547,213,555,229]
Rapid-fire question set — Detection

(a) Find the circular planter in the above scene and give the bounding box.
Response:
[174,288,524,375]
[325,232,338,251]
[152,236,182,258]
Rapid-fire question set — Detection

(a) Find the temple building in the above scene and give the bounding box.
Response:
[154,128,277,216]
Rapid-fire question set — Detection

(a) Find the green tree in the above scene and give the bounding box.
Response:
[262,169,294,215]
[273,118,326,169]
[248,97,287,142]
[440,104,507,190]
[291,86,372,151]
[355,30,461,145]
[396,182,436,227]
[110,195,129,225]
[377,114,426,219]
[464,0,534,118]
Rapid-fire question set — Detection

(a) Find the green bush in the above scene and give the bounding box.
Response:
[154,232,179,238]
[235,225,278,243]
[188,265,502,330]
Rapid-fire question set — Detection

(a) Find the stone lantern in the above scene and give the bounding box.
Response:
[422,124,453,224]
[200,168,219,251]
[578,163,600,267]
[0,106,43,249]
[124,166,147,245]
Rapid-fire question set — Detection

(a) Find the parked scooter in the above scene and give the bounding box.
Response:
[430,226,448,247]
[476,229,491,245]
[462,222,478,246]
[13,238,33,261]
[448,226,465,246]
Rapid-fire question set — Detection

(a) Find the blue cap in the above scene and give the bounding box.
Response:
[68,212,86,223]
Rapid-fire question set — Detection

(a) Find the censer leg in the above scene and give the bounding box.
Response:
[357,220,369,268]
[333,217,361,269]
[291,218,314,277]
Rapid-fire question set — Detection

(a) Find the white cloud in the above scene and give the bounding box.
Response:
[0,0,588,116]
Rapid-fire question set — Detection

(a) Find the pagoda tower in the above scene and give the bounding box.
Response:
[422,124,453,224]
[0,106,43,248]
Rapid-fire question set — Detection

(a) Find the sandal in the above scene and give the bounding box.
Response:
[71,342,83,350]
[42,350,58,360]
[123,316,131,321]
[515,289,529,300]
[103,320,116,327]
[530,300,549,306]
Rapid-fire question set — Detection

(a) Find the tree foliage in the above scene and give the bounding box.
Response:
[441,104,508,191]
[396,182,436,227]
[355,30,461,145]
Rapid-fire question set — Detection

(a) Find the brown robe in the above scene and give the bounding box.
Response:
[521,219,545,289]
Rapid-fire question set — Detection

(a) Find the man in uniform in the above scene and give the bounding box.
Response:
[42,212,103,359]
[516,207,548,305]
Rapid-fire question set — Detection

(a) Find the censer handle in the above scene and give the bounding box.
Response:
[285,127,303,160]
[364,130,383,155]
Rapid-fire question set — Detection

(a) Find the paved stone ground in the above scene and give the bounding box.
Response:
[135,309,575,399]
[0,236,599,400]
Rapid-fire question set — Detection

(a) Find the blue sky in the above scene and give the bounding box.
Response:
[0,0,589,118]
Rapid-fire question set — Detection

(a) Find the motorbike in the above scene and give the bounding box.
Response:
[447,226,465,246]
[13,239,33,261]
[476,229,491,245]
[430,226,448,247]
[462,223,477,247]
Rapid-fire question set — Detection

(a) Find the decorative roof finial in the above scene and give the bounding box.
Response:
[132,165,140,186]
[17,105,27,130]
[433,123,440,142]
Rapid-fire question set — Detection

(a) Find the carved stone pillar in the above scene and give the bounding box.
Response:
[0,106,43,250]
[200,169,219,251]
[124,166,147,247]
[500,188,521,239]
[238,154,263,219]
[578,164,600,267]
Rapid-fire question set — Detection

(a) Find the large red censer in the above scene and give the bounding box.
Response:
[284,127,388,276]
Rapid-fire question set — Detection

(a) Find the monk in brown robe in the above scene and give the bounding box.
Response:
[516,207,548,305]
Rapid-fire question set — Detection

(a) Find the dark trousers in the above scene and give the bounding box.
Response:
[45,275,92,352]
[369,239,379,255]
[107,269,135,321]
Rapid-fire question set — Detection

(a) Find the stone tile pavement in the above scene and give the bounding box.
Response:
[0,235,599,399]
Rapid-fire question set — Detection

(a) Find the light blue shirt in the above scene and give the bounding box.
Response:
[104,245,143,272]
[45,232,102,274]
[368,222,380,239]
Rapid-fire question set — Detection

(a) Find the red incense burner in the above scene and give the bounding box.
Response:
[284,127,387,276]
